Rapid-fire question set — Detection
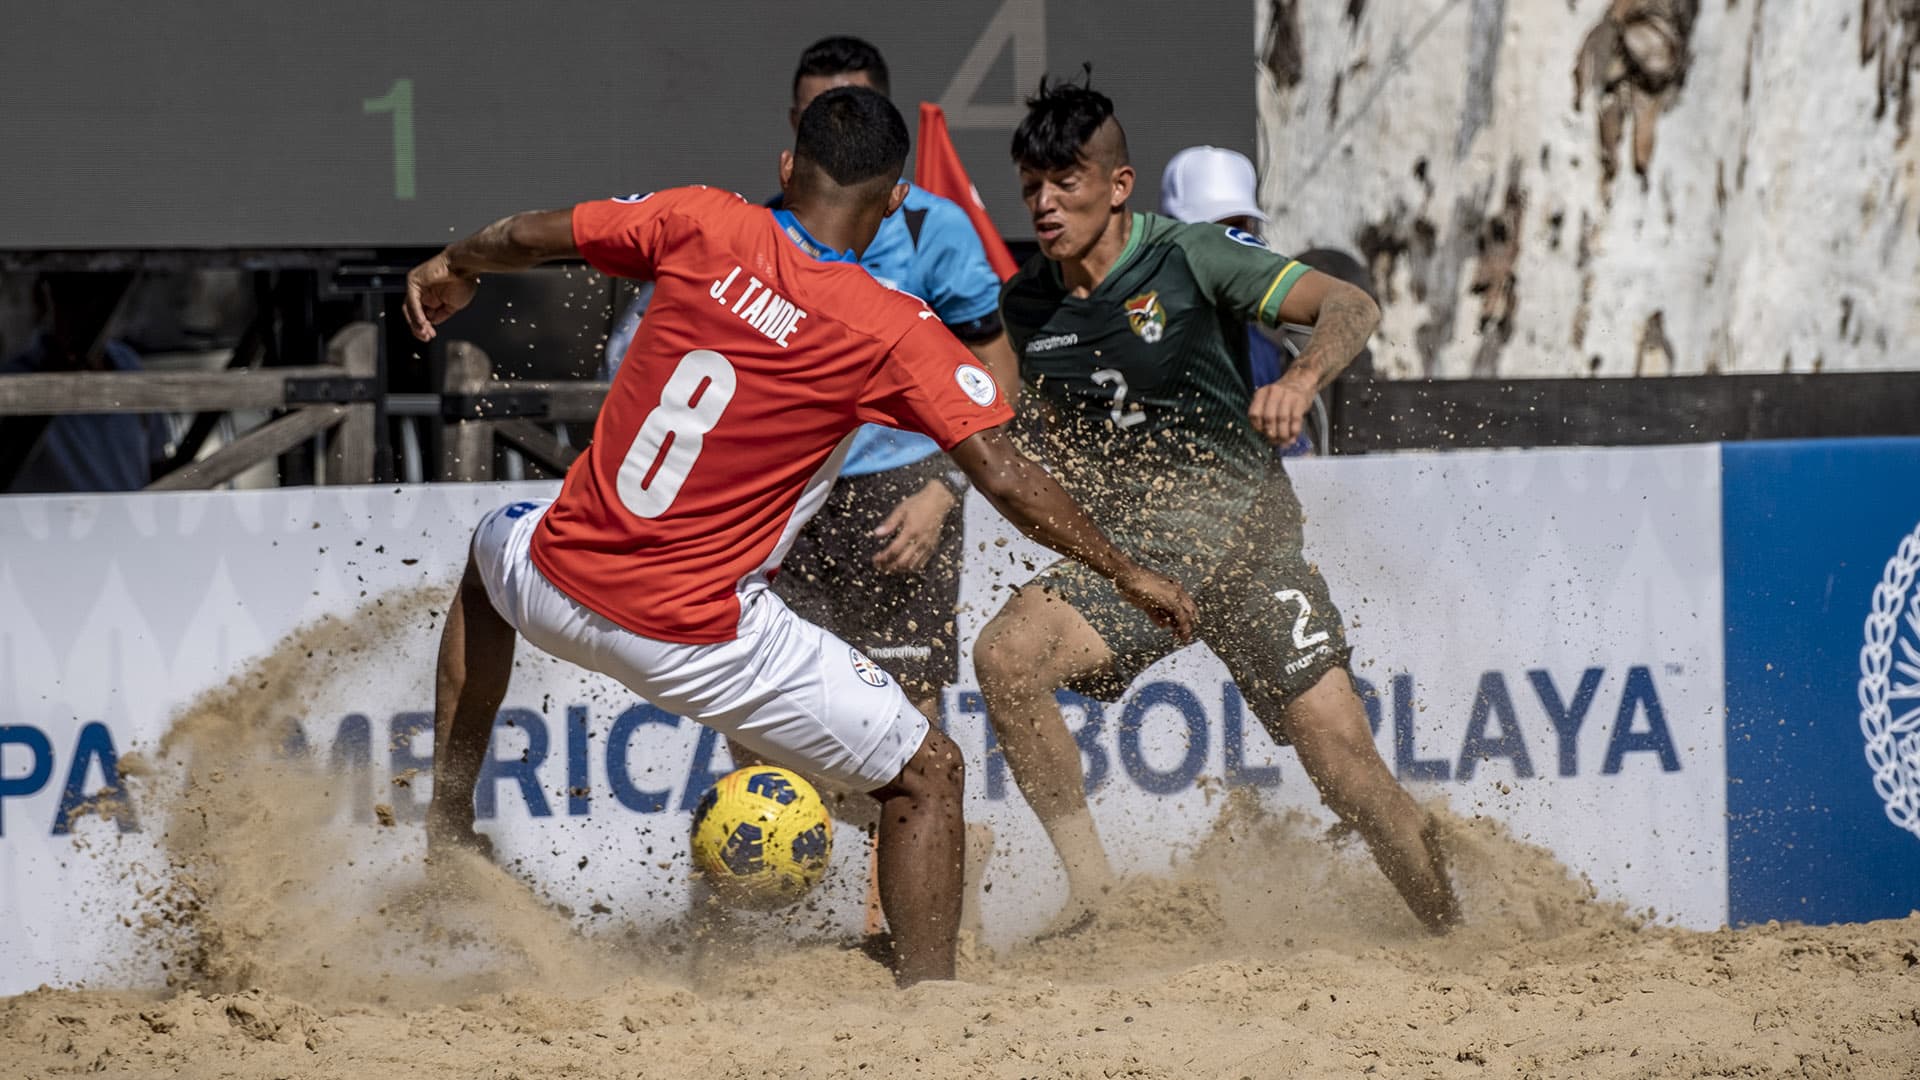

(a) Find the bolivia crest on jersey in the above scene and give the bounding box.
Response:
[1124,290,1166,343]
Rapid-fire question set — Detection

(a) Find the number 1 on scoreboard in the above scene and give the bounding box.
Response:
[363,78,416,201]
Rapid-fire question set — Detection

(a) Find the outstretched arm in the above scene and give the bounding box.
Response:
[869,330,1022,574]
[947,426,1197,640]
[1249,272,1380,444]
[1273,272,1380,391]
[404,209,578,342]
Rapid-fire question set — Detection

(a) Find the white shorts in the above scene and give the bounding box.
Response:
[472,500,929,792]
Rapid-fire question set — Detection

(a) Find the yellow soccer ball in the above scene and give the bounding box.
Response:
[689,766,833,909]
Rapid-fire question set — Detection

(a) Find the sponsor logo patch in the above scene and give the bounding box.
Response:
[955,364,998,407]
[1224,226,1268,249]
[850,648,890,688]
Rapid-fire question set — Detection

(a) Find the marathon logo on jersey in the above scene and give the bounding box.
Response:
[955,364,998,407]
[1124,291,1166,343]
[709,265,808,348]
[849,648,890,688]
[1025,332,1079,354]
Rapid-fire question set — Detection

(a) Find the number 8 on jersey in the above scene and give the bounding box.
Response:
[617,349,738,518]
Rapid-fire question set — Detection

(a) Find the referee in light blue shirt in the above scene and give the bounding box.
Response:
[603,36,1014,722]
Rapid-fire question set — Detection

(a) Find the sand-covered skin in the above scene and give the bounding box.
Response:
[5,601,1918,1079]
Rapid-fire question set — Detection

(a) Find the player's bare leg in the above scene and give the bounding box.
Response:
[974,587,1119,912]
[866,725,967,985]
[877,695,943,938]
[1267,667,1462,933]
[425,546,516,860]
[959,821,996,938]
[782,697,995,950]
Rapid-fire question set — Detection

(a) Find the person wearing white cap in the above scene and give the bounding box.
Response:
[1160,145,1268,236]
[1160,146,1316,455]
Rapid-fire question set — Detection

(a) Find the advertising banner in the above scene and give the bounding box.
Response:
[1722,438,1920,925]
[2,440,1912,995]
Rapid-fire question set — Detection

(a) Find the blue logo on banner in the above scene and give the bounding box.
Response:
[1723,437,1920,925]
[0,723,138,837]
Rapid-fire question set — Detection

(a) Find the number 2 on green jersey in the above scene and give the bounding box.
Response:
[1091,368,1147,428]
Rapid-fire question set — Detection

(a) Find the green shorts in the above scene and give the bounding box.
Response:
[1028,467,1350,728]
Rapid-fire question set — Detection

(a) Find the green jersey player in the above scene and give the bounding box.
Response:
[975,77,1461,935]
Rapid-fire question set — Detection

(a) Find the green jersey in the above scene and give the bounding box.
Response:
[999,212,1311,537]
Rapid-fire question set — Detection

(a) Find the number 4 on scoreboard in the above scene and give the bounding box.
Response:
[938,0,1047,129]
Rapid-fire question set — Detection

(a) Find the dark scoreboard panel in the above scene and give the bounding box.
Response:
[1,1,1254,249]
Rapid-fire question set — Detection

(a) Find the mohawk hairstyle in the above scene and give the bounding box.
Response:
[1009,68,1128,171]
[793,85,909,187]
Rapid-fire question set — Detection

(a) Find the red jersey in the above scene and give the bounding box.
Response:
[530,186,1012,643]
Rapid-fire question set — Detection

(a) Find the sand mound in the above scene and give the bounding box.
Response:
[8,599,1918,1078]
[8,911,1916,1079]
[118,590,645,1009]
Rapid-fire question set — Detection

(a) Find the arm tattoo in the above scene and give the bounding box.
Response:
[445,211,575,274]
[1288,286,1379,390]
[444,216,528,274]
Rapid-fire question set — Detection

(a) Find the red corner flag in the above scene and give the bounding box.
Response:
[915,103,1019,280]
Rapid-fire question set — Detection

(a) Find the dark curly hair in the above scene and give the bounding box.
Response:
[1010,69,1129,171]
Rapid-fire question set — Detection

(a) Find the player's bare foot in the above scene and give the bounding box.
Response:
[425,807,495,864]
[960,822,996,937]
[1417,815,1464,934]
[1030,881,1116,943]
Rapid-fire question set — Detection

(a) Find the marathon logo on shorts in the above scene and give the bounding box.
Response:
[866,644,933,662]
[1283,643,1333,677]
[849,648,890,688]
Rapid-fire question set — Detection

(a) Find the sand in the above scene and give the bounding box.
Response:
[4,599,1917,1079]
[6,875,1915,1079]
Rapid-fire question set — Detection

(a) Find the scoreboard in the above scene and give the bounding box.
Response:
[1,1,1254,249]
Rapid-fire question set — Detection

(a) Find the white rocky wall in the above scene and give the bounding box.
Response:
[1255,0,1920,377]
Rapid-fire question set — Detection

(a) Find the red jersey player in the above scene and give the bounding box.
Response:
[405,88,1195,985]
